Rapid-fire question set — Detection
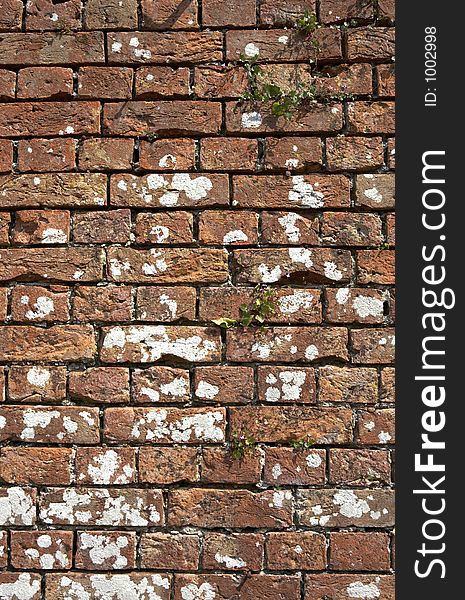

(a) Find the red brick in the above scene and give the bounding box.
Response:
[108,32,221,64]
[194,366,254,404]
[10,531,73,570]
[0,101,101,138]
[315,63,373,96]
[139,447,199,484]
[329,449,391,485]
[264,137,322,172]
[13,210,70,245]
[11,285,70,322]
[199,211,258,245]
[305,574,395,600]
[322,212,383,247]
[0,33,104,66]
[169,489,293,529]
[195,66,248,98]
[348,27,395,61]
[84,0,138,29]
[134,212,194,244]
[0,368,4,403]
[135,66,190,98]
[17,139,76,173]
[326,136,385,171]
[0,325,96,361]
[201,138,258,171]
[76,447,136,485]
[104,407,226,443]
[0,447,72,485]
[267,532,326,570]
[351,327,395,364]
[78,66,133,99]
[46,574,171,599]
[133,366,190,404]
[174,574,300,600]
[76,531,136,570]
[17,67,73,99]
[0,212,10,243]
[79,138,133,171]
[230,405,352,444]
[357,249,395,284]
[73,210,131,244]
[378,64,395,97]
[69,367,130,404]
[325,287,387,324]
[356,173,395,209]
[0,70,15,99]
[139,138,196,171]
[203,533,264,571]
[319,366,378,404]
[0,0,23,31]
[330,532,391,571]
[386,213,396,245]
[258,366,316,403]
[203,0,255,26]
[73,285,132,322]
[264,447,326,485]
[0,140,12,173]
[136,286,196,322]
[320,0,373,23]
[379,0,395,20]
[0,406,99,443]
[260,0,317,25]
[380,367,395,403]
[0,487,37,526]
[201,447,261,484]
[8,366,66,403]
[388,138,396,168]
[348,101,395,134]
[141,0,198,30]
[141,533,200,570]
[261,212,320,245]
[26,0,81,31]
[356,408,395,444]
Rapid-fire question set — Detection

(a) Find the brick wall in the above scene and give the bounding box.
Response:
[0,1,395,598]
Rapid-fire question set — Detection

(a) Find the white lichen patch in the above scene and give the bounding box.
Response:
[323,261,343,281]
[258,264,282,283]
[223,230,248,244]
[278,212,301,242]
[59,574,170,600]
[0,574,40,600]
[241,112,262,129]
[149,225,170,243]
[111,41,122,53]
[352,295,384,318]
[278,290,314,315]
[336,288,350,305]
[272,463,282,479]
[214,553,246,569]
[140,173,212,207]
[79,533,130,569]
[83,450,134,485]
[130,409,224,443]
[26,366,50,388]
[347,580,381,599]
[181,582,216,600]
[378,431,392,443]
[195,380,219,400]
[265,370,307,402]
[333,490,371,519]
[306,453,322,468]
[159,154,177,168]
[24,296,55,320]
[159,376,189,399]
[304,344,319,361]
[364,187,383,203]
[244,42,260,57]
[21,408,60,440]
[0,488,35,526]
[25,535,69,570]
[288,247,313,268]
[289,176,324,207]
[270,490,292,509]
[109,258,131,278]
[41,228,67,244]
[159,293,177,319]
[278,35,289,44]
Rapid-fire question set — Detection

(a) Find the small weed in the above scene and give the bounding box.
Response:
[212,287,276,329]
[295,10,319,35]
[290,438,315,450]
[143,132,159,142]
[230,433,256,460]
[329,91,355,101]
[377,242,392,251]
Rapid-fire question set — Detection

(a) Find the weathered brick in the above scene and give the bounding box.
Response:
[84,0,138,29]
[261,212,320,245]
[199,211,258,245]
[135,66,190,98]
[325,287,387,324]
[322,212,383,247]
[388,137,396,168]
[141,533,200,570]
[264,447,326,485]
[0,212,10,243]
[330,532,391,571]
[203,0,255,26]
[108,32,222,64]
[141,0,198,30]
[139,138,196,171]
[105,407,226,443]
[386,213,396,245]
[233,175,350,208]
[320,0,373,23]
[0,33,104,66]
[106,248,228,283]
[201,448,261,484]
[11,285,70,322]
[194,366,254,404]
[10,530,73,570]
[78,67,133,100]
[356,173,395,209]
[0,248,103,282]
[0,574,41,598]
[315,63,373,95]
[79,139,133,172]
[8,366,66,403]
[135,212,194,244]
[203,533,264,571]
[264,137,322,172]
[195,66,248,98]
[139,447,199,484]
[0,405,99,443]
[319,366,378,404]
[0,487,37,526]
[73,210,131,244]
[348,100,395,134]
[169,489,293,528]
[379,0,395,20]
[260,0,317,25]
[73,285,132,322]
[26,0,81,31]
[0,140,12,173]
[298,488,395,527]
[133,366,190,404]
[76,447,136,485]
[17,139,76,173]
[201,138,258,171]
[136,286,196,322]
[377,64,395,96]
[111,172,228,207]
[17,67,73,99]
[0,70,15,99]
[329,449,391,485]
[348,27,395,61]
[326,136,385,171]
[351,328,395,364]
[46,574,171,599]
[0,447,72,485]
[230,405,352,444]
[13,210,70,245]
[357,249,395,284]
[76,531,137,570]
[0,0,23,31]
[40,488,164,526]
[226,29,342,63]
[267,532,326,570]
[0,325,96,361]
[233,248,352,285]
[356,408,395,444]
[305,574,395,600]
[0,368,4,402]
[69,367,130,404]
[174,574,300,600]
[380,367,395,403]
[258,366,316,403]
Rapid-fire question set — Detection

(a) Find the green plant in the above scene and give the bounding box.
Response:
[295,10,319,35]
[143,132,159,142]
[290,438,315,450]
[377,242,392,251]
[212,287,276,329]
[230,433,256,460]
